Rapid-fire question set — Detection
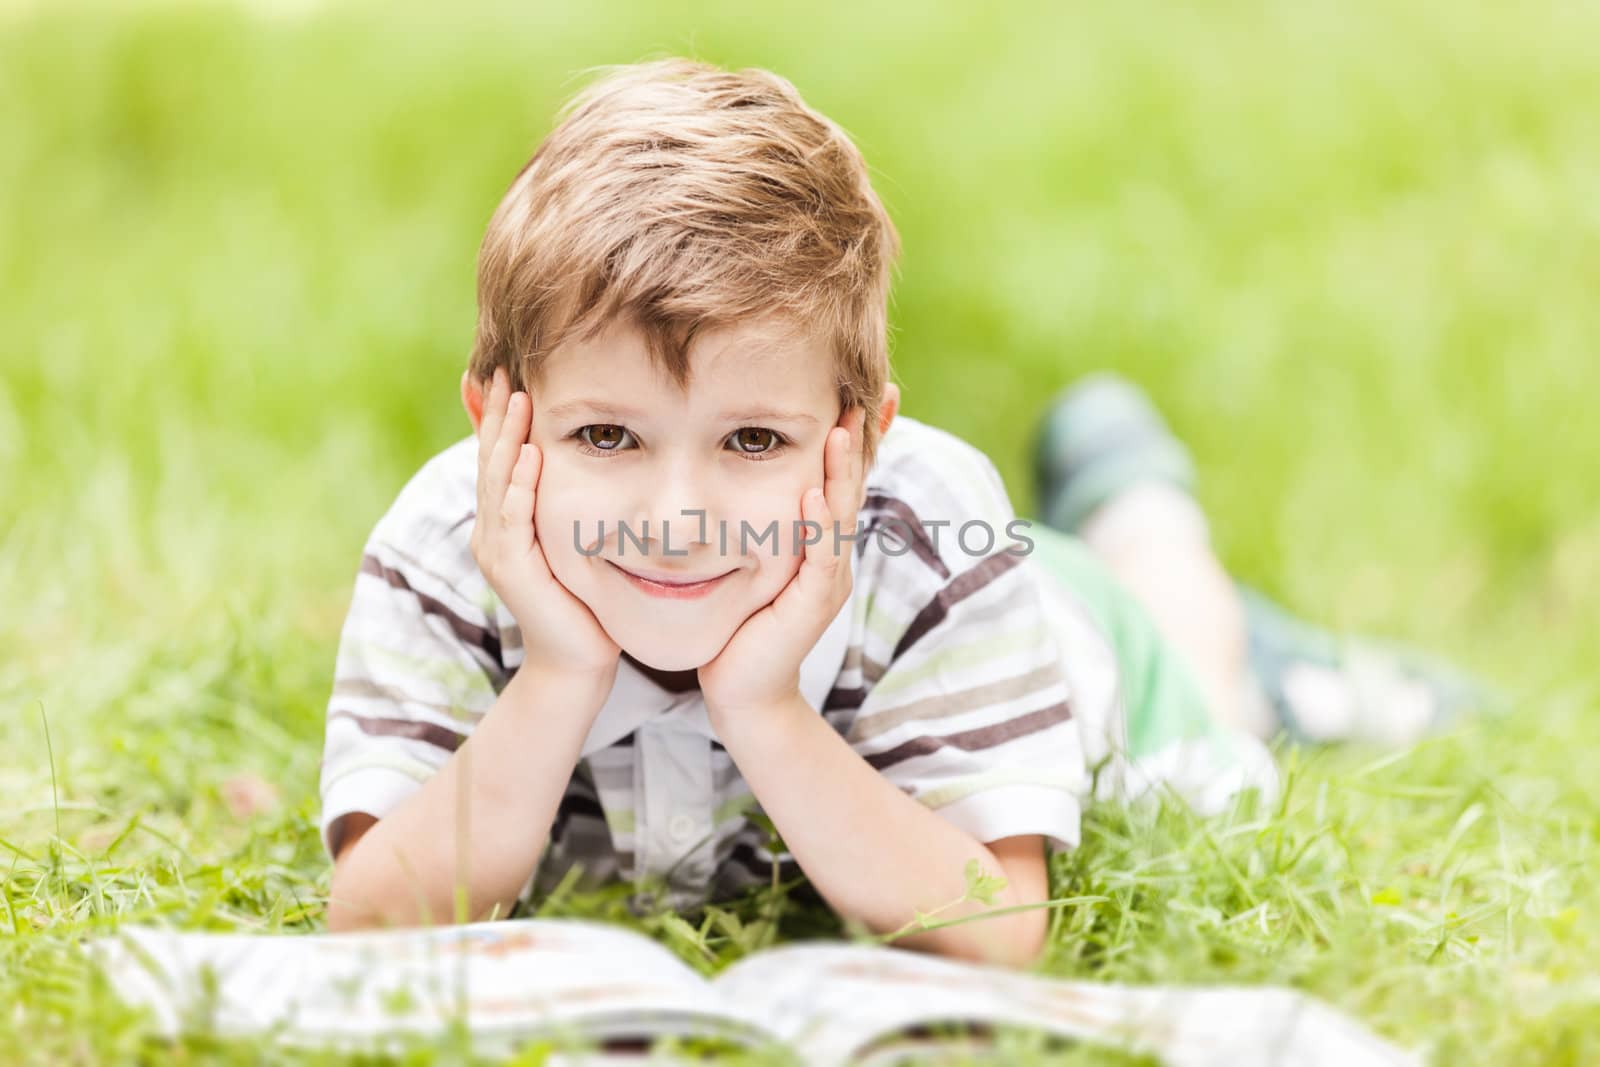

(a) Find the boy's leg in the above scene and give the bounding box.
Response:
[1031,373,1493,746]
[1234,585,1494,744]
[1031,374,1269,738]
[1077,481,1272,738]
[1025,523,1281,813]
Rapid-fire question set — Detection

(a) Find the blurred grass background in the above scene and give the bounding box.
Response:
[1,0,1597,1063]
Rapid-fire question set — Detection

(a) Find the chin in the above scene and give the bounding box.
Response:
[607,620,734,672]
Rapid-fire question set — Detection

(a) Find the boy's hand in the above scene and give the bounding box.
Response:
[471,367,621,681]
[699,405,869,722]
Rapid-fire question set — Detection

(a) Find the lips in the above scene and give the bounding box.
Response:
[611,563,730,586]
[607,560,735,599]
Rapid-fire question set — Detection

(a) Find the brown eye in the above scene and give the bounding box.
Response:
[581,425,631,450]
[730,427,779,454]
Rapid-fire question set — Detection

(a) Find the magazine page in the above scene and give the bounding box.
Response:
[85,918,779,1057]
[711,942,1420,1067]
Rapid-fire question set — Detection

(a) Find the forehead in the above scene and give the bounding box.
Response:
[540,316,837,407]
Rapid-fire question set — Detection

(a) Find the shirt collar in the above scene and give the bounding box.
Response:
[579,563,858,756]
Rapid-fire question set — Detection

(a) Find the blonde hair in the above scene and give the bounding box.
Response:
[468,57,901,465]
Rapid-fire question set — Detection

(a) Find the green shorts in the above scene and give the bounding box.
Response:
[1024,523,1278,810]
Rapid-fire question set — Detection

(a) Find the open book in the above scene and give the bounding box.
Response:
[87,918,1417,1066]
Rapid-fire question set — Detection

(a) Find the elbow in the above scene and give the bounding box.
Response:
[324,887,363,934]
[325,867,384,934]
[325,902,364,934]
[1005,912,1050,969]
[963,913,1048,970]
[900,909,1050,970]
[325,815,385,933]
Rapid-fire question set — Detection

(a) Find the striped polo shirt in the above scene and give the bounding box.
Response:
[318,413,1119,914]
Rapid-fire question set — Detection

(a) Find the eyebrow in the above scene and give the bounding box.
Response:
[543,399,820,425]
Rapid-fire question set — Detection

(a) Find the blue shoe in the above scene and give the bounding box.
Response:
[1239,586,1503,745]
[1031,373,1197,535]
[1029,374,1499,744]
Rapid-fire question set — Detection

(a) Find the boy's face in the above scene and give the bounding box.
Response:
[517,316,851,671]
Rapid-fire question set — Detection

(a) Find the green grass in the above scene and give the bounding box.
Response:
[2,0,1597,1062]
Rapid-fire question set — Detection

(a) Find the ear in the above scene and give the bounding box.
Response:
[461,369,485,433]
[876,382,901,438]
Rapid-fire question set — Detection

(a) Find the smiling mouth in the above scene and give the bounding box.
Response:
[607,560,735,598]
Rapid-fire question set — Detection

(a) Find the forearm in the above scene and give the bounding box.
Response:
[326,663,614,932]
[710,694,1048,968]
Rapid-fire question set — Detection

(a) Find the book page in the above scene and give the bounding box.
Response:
[711,942,1419,1067]
[86,919,778,1057]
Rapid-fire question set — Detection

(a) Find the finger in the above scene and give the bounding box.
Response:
[847,405,869,519]
[477,366,510,481]
[486,389,532,509]
[820,424,845,531]
[822,410,864,540]
[500,442,541,545]
[773,487,821,618]
[799,485,841,581]
[476,369,507,509]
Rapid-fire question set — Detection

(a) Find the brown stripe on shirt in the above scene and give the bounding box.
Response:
[893,549,1026,660]
[332,677,484,720]
[820,644,890,713]
[329,708,468,753]
[860,698,1073,772]
[360,552,503,667]
[847,661,1070,744]
[860,493,952,580]
[843,643,890,687]
[824,684,867,711]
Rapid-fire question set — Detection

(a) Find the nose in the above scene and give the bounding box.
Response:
[627,456,714,557]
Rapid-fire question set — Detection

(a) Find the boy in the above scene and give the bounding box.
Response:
[318,58,1476,968]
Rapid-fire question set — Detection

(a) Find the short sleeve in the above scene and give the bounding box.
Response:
[317,536,503,860]
[845,443,1092,854]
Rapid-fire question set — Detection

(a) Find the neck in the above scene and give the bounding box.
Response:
[620,650,701,694]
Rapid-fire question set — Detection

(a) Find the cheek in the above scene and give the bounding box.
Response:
[760,542,806,593]
[531,464,605,570]
[730,461,817,533]
[728,470,819,592]
[722,489,802,567]
[532,507,583,593]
